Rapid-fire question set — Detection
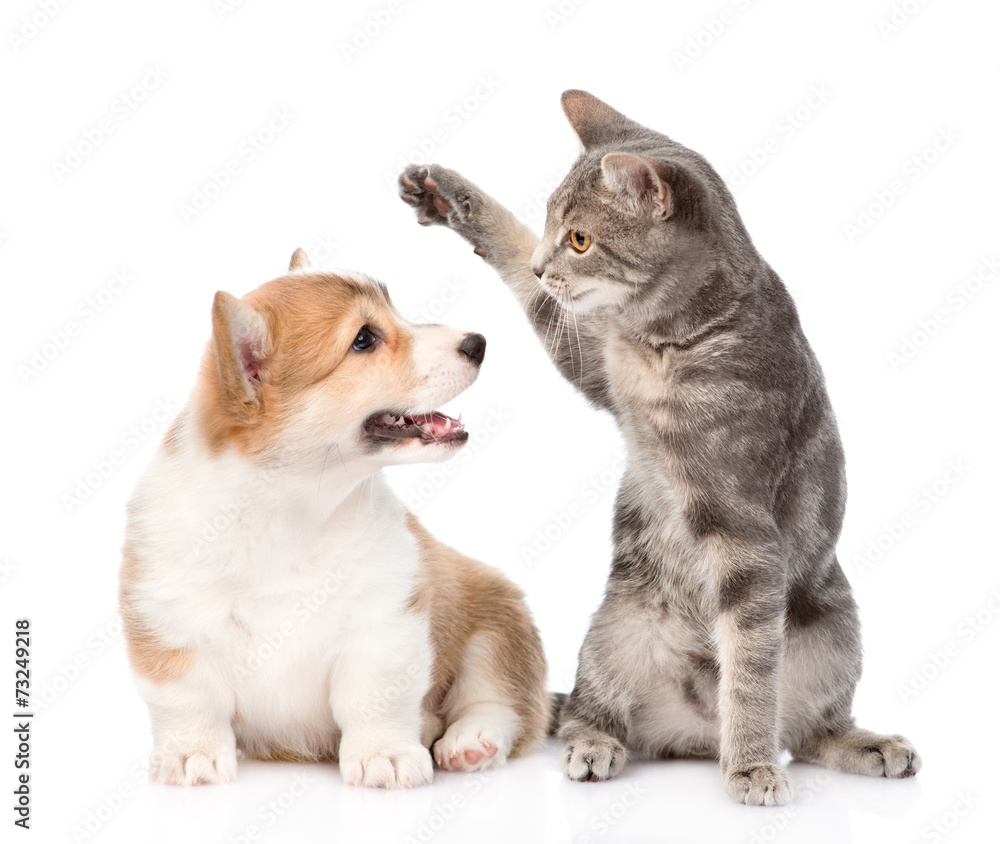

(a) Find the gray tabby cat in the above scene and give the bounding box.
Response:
[398,90,920,806]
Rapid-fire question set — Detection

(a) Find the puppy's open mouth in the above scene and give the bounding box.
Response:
[363,411,468,445]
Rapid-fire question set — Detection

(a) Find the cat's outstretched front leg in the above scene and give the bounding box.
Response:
[400,164,611,409]
[399,164,537,282]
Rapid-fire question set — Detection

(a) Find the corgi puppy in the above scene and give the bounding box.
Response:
[120,249,549,788]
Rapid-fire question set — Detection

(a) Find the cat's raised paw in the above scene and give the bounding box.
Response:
[563,733,627,782]
[398,164,488,247]
[725,763,792,806]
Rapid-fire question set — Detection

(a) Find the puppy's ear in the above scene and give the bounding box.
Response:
[211,291,269,414]
[288,247,312,271]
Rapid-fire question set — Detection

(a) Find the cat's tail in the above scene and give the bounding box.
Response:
[548,691,569,736]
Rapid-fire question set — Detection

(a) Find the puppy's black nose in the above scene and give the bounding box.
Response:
[458,332,486,367]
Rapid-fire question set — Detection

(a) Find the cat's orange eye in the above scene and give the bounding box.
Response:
[569,230,592,253]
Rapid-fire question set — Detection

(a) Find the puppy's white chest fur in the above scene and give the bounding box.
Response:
[129,445,431,760]
[121,264,549,788]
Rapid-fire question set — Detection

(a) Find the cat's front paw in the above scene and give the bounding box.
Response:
[150,746,238,786]
[859,734,921,778]
[562,732,627,782]
[399,164,490,256]
[339,745,433,789]
[725,763,792,806]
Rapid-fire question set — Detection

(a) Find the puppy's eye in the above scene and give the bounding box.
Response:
[351,326,376,351]
[569,230,592,253]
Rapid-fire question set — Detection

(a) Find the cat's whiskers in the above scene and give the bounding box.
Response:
[567,303,586,389]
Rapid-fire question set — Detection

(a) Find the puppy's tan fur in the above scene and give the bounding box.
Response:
[121,255,548,786]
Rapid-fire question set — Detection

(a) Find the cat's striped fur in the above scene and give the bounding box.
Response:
[399,90,919,806]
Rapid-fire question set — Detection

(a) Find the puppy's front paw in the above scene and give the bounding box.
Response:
[340,745,433,789]
[398,164,491,256]
[725,763,792,806]
[150,746,238,786]
[433,720,509,773]
[562,731,626,782]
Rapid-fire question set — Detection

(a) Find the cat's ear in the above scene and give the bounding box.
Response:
[211,291,270,412]
[601,153,673,219]
[561,90,645,150]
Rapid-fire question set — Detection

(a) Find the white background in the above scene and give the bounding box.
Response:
[3,0,998,842]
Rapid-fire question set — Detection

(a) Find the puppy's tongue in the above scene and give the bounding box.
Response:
[367,411,466,442]
[410,412,463,440]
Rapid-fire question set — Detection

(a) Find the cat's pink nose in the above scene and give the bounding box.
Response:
[530,245,546,279]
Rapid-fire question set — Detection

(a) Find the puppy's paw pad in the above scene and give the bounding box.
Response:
[433,722,507,773]
[864,735,921,779]
[340,746,433,789]
[726,763,792,806]
[562,734,626,782]
[151,748,237,786]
